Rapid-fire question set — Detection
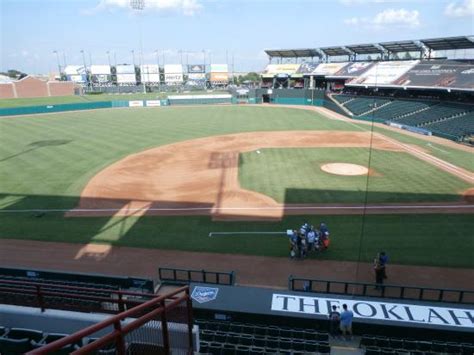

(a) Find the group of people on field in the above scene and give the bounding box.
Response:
[289,222,330,259]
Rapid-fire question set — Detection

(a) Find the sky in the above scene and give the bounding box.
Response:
[1,0,473,74]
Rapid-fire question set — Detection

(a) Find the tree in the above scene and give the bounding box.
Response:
[0,69,27,79]
[403,52,412,60]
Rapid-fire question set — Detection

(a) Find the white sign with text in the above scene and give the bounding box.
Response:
[271,293,474,328]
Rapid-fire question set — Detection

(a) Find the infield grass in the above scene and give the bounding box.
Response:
[239,147,470,203]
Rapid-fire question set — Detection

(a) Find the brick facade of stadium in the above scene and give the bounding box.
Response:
[0,76,75,99]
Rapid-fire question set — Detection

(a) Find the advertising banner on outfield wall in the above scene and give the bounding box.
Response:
[116,65,136,74]
[140,65,160,83]
[188,73,206,81]
[210,64,229,73]
[129,100,144,107]
[164,64,183,74]
[146,100,161,107]
[210,72,229,82]
[117,74,137,84]
[392,60,474,90]
[188,64,205,73]
[64,65,86,75]
[165,73,184,83]
[90,65,111,75]
[67,74,87,83]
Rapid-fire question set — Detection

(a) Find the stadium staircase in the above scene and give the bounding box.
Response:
[358,100,393,117]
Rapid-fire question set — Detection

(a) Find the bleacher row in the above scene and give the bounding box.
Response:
[360,334,474,355]
[196,319,331,354]
[0,271,154,315]
[333,94,474,139]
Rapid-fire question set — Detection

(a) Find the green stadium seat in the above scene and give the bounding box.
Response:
[235,344,250,355]
[446,342,462,353]
[318,343,331,354]
[431,341,446,353]
[461,343,474,354]
[241,335,255,346]
[222,342,236,355]
[292,339,305,351]
[0,337,34,354]
[253,326,266,337]
[361,335,376,347]
[248,346,265,354]
[7,328,43,342]
[365,347,381,355]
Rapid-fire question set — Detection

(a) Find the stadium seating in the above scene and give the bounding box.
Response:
[196,319,330,354]
[332,94,474,140]
[343,97,391,116]
[425,112,474,139]
[359,334,474,355]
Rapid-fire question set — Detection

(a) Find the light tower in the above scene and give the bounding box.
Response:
[130,0,146,94]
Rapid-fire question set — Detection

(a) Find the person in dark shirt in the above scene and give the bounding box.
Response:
[379,251,388,279]
[328,305,340,338]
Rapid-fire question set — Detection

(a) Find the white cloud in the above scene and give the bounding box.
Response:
[373,8,420,26]
[340,0,405,5]
[344,8,420,29]
[85,0,202,16]
[444,0,474,17]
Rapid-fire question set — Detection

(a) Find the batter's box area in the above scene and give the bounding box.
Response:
[208,152,239,169]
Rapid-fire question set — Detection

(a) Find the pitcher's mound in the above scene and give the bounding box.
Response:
[321,163,368,176]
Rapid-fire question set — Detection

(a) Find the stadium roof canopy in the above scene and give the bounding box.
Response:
[320,46,351,56]
[264,48,322,58]
[420,36,474,50]
[346,43,382,54]
[379,40,423,53]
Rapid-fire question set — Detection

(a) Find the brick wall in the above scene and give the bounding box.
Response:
[14,76,49,98]
[0,83,16,99]
[48,81,75,96]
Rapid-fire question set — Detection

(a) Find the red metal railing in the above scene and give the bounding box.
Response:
[26,285,193,355]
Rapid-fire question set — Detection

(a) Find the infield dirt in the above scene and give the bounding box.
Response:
[68,130,473,220]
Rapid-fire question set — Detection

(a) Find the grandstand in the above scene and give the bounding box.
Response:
[2,266,473,354]
[261,36,474,143]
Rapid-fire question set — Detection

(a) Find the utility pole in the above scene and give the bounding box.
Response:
[53,50,61,79]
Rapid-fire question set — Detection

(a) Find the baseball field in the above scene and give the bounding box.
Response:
[0,104,473,271]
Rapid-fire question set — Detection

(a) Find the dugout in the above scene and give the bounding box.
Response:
[255,88,325,106]
[190,283,474,343]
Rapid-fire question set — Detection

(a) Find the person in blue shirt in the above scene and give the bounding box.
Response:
[339,304,354,340]
[379,251,388,279]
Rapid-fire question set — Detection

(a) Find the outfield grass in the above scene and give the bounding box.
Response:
[239,147,470,204]
[0,106,357,208]
[0,91,227,108]
[0,105,472,268]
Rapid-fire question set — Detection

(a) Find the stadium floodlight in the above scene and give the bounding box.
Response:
[130,0,146,93]
[106,51,111,67]
[130,0,145,10]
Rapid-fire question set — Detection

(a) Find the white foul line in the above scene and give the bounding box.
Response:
[0,205,473,214]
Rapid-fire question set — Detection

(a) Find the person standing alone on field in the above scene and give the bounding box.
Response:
[379,251,388,279]
[339,304,353,341]
[374,254,384,290]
